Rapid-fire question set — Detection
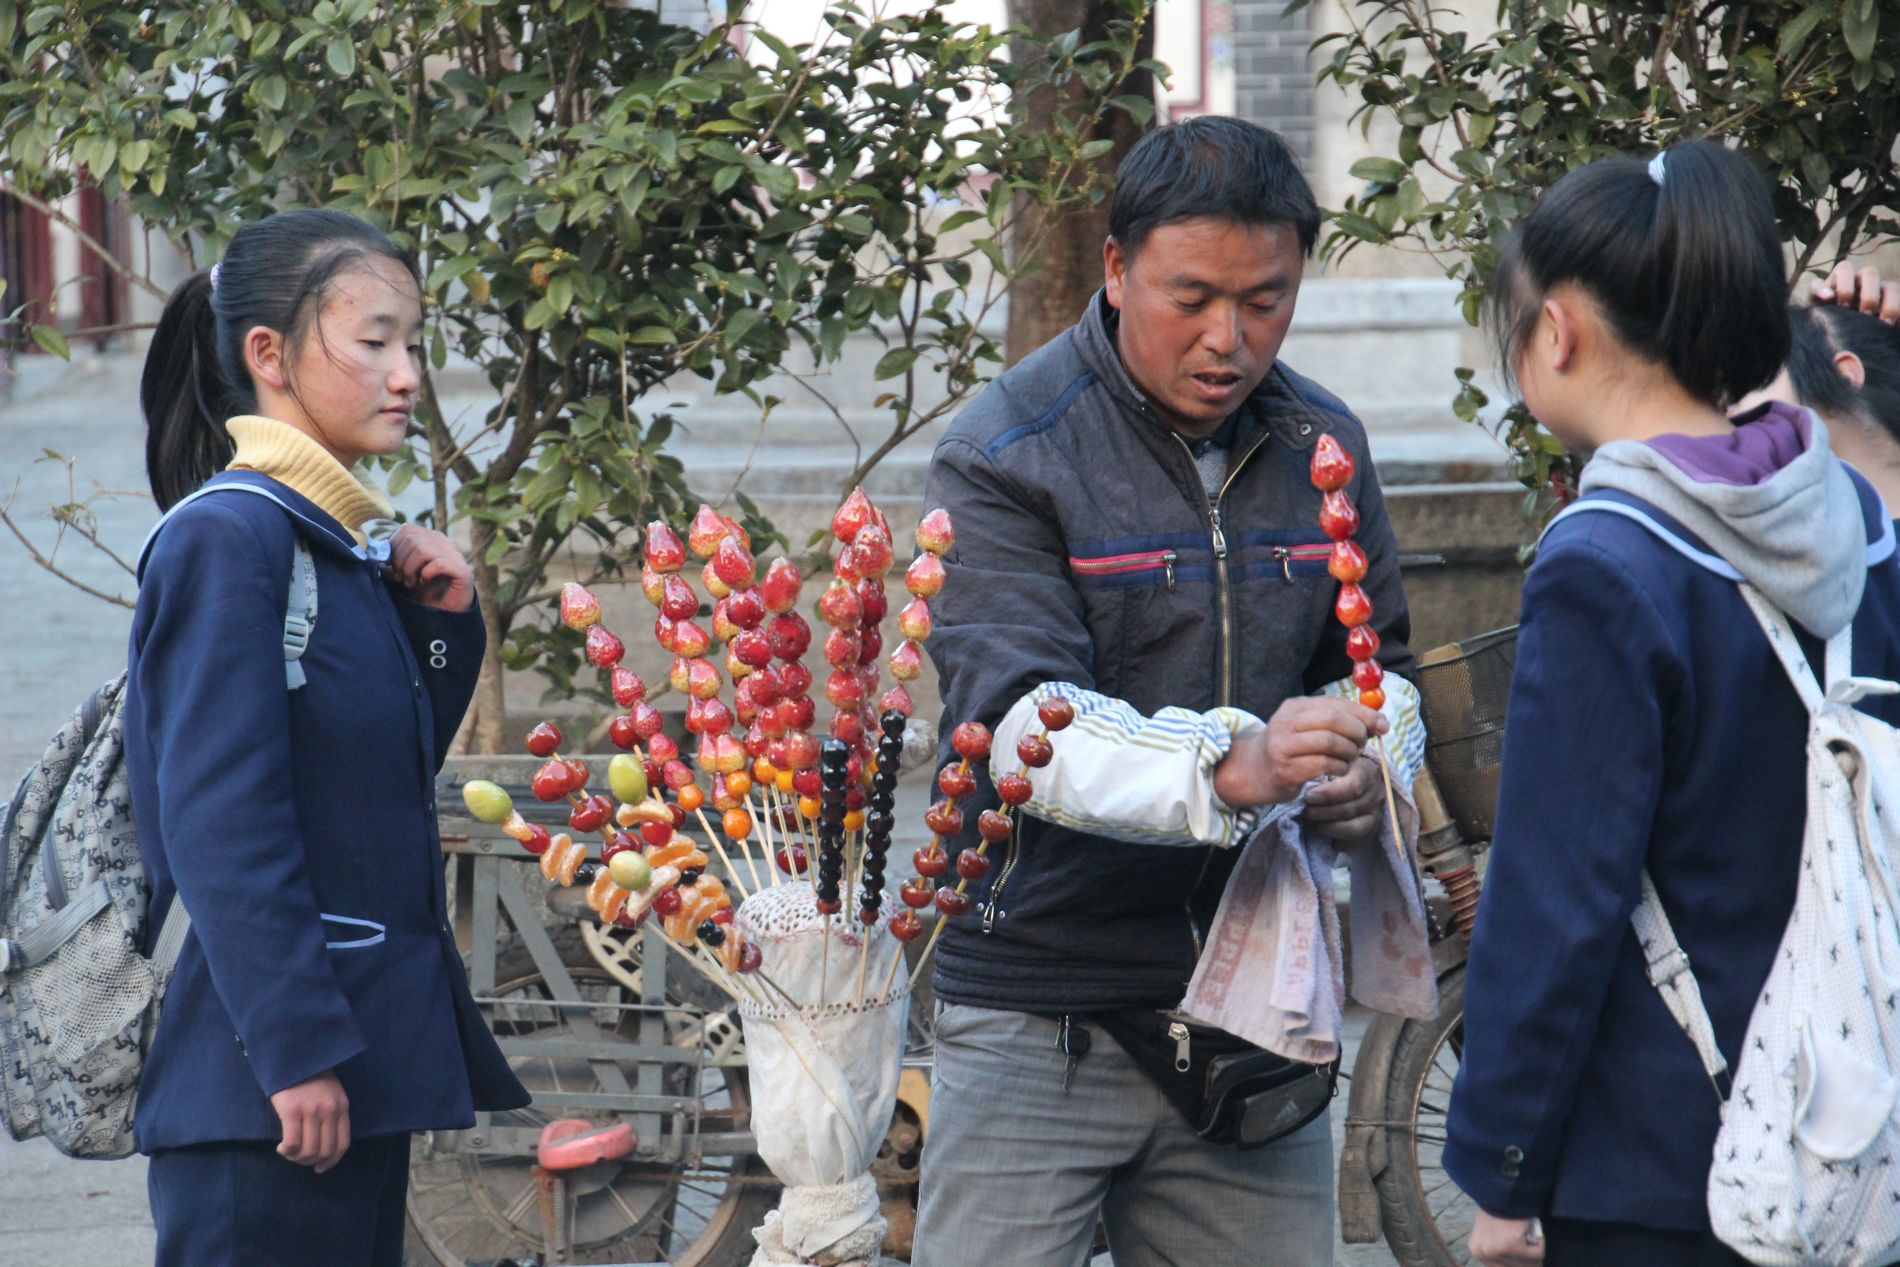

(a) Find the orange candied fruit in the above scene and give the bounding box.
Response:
[723,808,753,839]
[843,809,865,832]
[677,784,705,812]
[798,795,822,819]
[726,771,752,799]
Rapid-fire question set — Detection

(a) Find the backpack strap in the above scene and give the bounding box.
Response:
[138,483,318,692]
[131,482,323,972]
[1631,870,1731,1101]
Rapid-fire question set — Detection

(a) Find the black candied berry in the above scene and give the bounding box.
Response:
[698,920,726,947]
[819,738,851,769]
[880,709,908,738]
[678,866,703,885]
[574,861,601,884]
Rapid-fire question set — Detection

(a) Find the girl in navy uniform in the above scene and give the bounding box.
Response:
[124,209,528,1267]
[1443,143,1900,1266]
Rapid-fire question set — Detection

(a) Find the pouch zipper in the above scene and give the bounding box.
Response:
[1168,1020,1192,1072]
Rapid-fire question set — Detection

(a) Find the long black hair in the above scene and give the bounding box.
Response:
[140,210,417,509]
[1490,140,1789,410]
[1109,116,1320,258]
[1784,304,1900,448]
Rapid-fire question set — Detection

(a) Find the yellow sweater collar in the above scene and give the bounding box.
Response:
[224,415,394,545]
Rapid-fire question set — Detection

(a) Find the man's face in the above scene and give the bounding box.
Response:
[1103,217,1304,438]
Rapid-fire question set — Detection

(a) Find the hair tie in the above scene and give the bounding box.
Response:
[1647,151,1667,186]
[209,262,222,292]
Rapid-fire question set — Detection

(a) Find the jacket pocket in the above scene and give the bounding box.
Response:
[1070,548,1179,589]
[319,914,387,950]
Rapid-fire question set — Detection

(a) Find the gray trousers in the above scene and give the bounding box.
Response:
[913,1004,1335,1267]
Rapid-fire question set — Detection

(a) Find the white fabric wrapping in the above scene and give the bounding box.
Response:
[1180,737,1438,1062]
[737,883,909,1266]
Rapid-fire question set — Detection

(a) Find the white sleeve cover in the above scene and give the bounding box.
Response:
[989,676,1428,849]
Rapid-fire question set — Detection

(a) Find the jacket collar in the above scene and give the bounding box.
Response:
[200,470,380,562]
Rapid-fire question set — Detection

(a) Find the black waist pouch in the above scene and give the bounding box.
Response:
[1092,1009,1337,1150]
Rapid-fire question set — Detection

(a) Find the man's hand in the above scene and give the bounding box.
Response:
[1212,696,1387,810]
[1812,261,1900,325]
[1301,753,1384,846]
[1470,1212,1544,1267]
[270,1069,350,1173]
[386,525,475,611]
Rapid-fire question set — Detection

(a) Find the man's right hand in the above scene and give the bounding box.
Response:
[1213,695,1388,809]
[271,1069,350,1172]
[1812,260,1900,324]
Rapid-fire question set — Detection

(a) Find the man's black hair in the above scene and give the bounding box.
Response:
[1108,117,1320,258]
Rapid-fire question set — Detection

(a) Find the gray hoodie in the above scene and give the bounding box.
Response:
[1579,403,1867,638]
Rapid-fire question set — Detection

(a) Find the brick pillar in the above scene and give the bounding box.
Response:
[1231,0,1315,166]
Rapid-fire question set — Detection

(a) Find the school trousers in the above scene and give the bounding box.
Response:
[1543,1215,1750,1267]
[148,1133,411,1267]
[913,1003,1334,1267]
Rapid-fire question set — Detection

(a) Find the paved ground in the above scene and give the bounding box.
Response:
[0,355,1417,1265]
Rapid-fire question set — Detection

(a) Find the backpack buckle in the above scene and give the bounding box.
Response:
[1644,945,1692,989]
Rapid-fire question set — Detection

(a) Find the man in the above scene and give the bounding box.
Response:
[913,117,1417,1265]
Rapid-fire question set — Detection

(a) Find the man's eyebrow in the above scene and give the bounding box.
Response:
[1165,276,1294,295]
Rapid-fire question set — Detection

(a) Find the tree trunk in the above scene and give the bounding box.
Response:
[462,532,509,755]
[1003,0,1157,367]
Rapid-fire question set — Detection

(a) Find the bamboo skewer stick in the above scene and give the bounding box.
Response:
[692,807,754,902]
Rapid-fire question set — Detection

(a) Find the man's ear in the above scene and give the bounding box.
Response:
[1103,236,1128,310]
[1836,349,1867,389]
[243,325,290,393]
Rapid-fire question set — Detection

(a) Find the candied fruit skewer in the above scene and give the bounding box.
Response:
[902,699,1073,996]
[1309,435,1408,864]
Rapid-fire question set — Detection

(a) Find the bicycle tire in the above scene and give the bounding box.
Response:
[1372,964,1475,1267]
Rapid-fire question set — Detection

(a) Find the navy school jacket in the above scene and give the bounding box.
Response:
[1444,477,1900,1230]
[124,471,527,1152]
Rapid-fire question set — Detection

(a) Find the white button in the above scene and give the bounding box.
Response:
[430,654,447,669]
[429,639,447,654]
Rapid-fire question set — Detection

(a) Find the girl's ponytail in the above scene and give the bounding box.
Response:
[1646,142,1788,408]
[140,270,237,510]
[1492,139,1789,410]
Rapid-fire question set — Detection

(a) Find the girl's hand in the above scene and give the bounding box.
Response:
[270,1069,351,1172]
[386,525,475,611]
[1470,1211,1545,1267]
[1813,261,1900,324]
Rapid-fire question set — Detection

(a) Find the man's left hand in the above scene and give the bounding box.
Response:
[386,525,476,612]
[1300,753,1383,845]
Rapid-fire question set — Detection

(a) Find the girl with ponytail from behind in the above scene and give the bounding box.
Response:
[1442,142,1900,1266]
[124,209,527,1267]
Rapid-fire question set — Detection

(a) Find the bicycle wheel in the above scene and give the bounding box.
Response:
[1373,965,1476,1267]
[405,930,777,1266]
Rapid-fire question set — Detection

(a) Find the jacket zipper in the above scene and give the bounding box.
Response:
[1270,543,1330,583]
[1171,430,1271,958]
[1069,548,1178,591]
[983,813,1019,932]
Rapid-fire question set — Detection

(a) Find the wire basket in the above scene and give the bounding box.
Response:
[1413,626,1519,842]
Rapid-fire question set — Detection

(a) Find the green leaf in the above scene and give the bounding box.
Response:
[326,36,356,77]
[873,346,918,379]
[30,325,69,359]
[628,326,677,345]
[1844,0,1879,63]
[1777,2,1829,58]
[1348,157,1408,184]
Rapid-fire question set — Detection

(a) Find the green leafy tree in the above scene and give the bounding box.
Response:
[1314,0,1900,499]
[0,0,1151,748]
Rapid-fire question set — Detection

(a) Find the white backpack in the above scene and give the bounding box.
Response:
[0,483,315,1158]
[1636,584,1900,1265]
